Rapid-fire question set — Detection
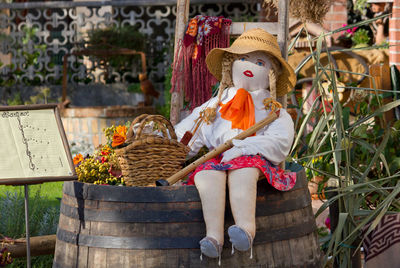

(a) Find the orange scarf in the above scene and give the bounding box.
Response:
[219,88,255,131]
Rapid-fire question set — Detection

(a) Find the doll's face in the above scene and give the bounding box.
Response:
[231,51,272,92]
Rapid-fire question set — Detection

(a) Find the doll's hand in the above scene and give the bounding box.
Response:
[221,147,243,163]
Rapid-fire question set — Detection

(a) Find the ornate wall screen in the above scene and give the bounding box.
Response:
[0,0,262,88]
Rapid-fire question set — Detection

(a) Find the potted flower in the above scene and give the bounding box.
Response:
[336,24,358,48]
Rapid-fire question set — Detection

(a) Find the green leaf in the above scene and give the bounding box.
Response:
[291,96,321,153]
[359,128,391,182]
[389,157,400,174]
[317,13,391,38]
[308,113,329,149]
[288,26,303,53]
[343,107,350,130]
[333,213,348,255]
[349,99,400,130]
[353,124,368,139]
[291,19,400,264]
[352,138,391,176]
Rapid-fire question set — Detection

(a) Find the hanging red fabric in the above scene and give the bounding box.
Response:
[170,15,232,109]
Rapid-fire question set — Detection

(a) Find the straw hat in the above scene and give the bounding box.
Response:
[206,28,296,97]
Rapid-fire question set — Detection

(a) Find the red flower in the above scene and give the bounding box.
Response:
[109,165,122,178]
[325,217,331,230]
[101,145,111,155]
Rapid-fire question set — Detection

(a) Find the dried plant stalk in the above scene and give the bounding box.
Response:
[262,0,278,19]
[263,0,333,24]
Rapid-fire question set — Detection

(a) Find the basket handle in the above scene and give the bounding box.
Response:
[135,115,177,141]
[126,114,149,143]
[126,114,177,142]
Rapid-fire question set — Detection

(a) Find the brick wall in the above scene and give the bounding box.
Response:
[323,0,348,40]
[61,106,155,152]
[390,0,400,70]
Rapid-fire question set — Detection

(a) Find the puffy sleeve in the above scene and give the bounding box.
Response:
[231,109,295,165]
[174,104,208,159]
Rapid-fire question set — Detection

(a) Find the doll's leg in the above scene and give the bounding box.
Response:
[227,167,259,252]
[194,170,226,253]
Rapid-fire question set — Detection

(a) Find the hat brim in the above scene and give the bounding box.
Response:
[206,47,296,97]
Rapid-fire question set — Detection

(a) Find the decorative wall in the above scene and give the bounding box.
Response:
[0,0,262,89]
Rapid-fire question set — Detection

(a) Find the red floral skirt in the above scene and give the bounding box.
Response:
[187,154,296,191]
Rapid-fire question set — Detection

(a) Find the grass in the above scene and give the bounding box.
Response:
[8,255,54,268]
[0,183,64,267]
[0,183,61,267]
[0,182,64,239]
[0,182,64,207]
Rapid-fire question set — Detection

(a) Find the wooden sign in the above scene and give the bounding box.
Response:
[0,104,77,185]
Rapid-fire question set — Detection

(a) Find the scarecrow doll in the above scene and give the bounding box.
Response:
[175,28,297,264]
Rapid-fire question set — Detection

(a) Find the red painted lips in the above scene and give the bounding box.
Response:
[243,70,254,77]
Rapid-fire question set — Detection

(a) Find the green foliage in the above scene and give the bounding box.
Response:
[8,255,54,268]
[127,83,142,94]
[317,226,330,238]
[87,25,146,52]
[4,87,60,106]
[293,18,400,267]
[6,92,23,106]
[156,66,173,119]
[351,28,371,47]
[0,184,61,266]
[25,86,60,105]
[0,188,60,238]
[0,182,62,268]
[86,25,147,83]
[353,0,369,16]
[0,183,63,206]
[16,26,53,86]
[21,27,44,66]
[1,26,62,107]
[231,15,257,23]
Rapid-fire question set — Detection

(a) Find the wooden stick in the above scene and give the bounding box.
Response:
[170,0,190,125]
[4,235,56,258]
[159,110,280,186]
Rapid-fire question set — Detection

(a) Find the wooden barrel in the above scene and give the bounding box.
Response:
[53,163,321,267]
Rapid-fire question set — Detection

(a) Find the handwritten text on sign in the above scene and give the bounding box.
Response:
[0,109,72,180]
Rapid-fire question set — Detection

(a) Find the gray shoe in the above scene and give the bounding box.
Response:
[228,225,253,252]
[199,236,222,258]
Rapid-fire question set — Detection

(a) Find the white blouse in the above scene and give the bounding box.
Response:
[174,87,295,165]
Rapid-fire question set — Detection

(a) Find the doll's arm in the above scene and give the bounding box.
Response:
[230,109,294,165]
[174,105,207,158]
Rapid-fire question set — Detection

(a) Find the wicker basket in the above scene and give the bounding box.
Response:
[115,114,189,186]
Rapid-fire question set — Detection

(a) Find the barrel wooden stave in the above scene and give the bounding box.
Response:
[53,166,321,268]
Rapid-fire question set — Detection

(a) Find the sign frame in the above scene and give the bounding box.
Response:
[0,104,77,185]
